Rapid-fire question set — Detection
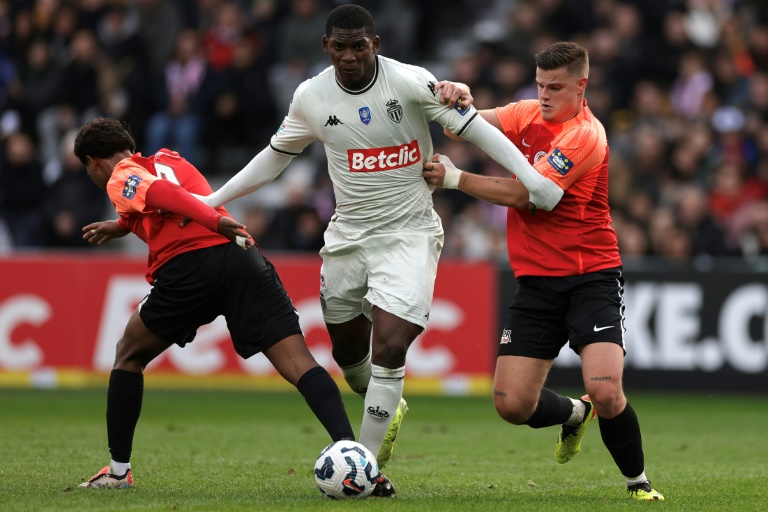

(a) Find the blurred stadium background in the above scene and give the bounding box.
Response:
[1,0,768,395]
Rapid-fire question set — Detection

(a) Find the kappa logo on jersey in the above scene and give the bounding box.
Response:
[427,81,437,96]
[348,140,421,172]
[359,106,371,125]
[548,148,574,175]
[386,99,403,123]
[500,329,511,344]
[325,115,343,126]
[122,175,142,199]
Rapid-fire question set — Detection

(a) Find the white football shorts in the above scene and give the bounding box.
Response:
[319,223,444,329]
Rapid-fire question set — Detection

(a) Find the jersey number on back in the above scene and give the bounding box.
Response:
[155,162,180,184]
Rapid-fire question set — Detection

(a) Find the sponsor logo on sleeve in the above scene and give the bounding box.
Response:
[358,106,371,125]
[347,140,421,172]
[500,329,511,344]
[547,148,573,175]
[454,101,469,116]
[122,175,142,199]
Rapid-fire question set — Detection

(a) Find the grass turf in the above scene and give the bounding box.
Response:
[1,388,766,511]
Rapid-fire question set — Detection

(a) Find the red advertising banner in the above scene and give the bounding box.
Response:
[0,254,496,394]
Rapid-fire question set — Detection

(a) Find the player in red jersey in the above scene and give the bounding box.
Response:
[74,118,355,489]
[423,42,663,501]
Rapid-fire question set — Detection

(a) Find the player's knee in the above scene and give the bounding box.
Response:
[370,333,409,366]
[113,339,143,371]
[587,386,625,418]
[493,394,532,425]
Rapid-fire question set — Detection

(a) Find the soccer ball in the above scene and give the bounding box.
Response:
[313,440,379,499]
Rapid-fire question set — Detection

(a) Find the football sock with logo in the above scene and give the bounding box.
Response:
[297,366,355,442]
[358,364,404,455]
[598,402,645,479]
[106,369,144,463]
[523,387,574,428]
[340,349,372,398]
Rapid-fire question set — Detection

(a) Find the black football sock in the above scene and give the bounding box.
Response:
[523,387,574,428]
[598,402,645,478]
[106,369,144,463]
[297,366,355,442]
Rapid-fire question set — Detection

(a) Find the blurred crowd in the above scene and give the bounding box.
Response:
[1,0,768,269]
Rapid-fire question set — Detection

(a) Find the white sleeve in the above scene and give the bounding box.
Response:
[409,65,479,134]
[460,116,564,211]
[205,146,294,208]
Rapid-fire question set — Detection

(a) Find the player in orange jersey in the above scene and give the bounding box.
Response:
[424,42,663,501]
[74,118,354,489]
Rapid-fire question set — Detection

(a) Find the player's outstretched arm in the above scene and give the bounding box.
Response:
[459,116,563,211]
[146,180,255,249]
[423,154,531,209]
[205,146,294,208]
[82,220,130,245]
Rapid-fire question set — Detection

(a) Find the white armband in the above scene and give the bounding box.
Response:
[460,117,564,211]
[206,146,294,208]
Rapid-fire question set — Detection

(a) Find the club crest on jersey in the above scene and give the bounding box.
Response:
[386,99,403,123]
[122,175,142,199]
[548,148,573,175]
[359,106,371,125]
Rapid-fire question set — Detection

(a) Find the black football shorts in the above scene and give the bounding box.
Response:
[498,266,626,359]
[139,242,302,359]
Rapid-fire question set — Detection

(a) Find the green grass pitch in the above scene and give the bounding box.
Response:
[1,387,767,511]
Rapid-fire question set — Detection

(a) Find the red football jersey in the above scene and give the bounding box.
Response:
[494,99,621,276]
[106,149,231,283]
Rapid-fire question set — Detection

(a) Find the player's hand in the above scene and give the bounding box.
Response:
[82,220,128,245]
[434,81,474,109]
[217,216,255,250]
[180,193,211,227]
[424,154,463,190]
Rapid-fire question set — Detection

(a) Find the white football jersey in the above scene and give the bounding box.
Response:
[270,55,479,239]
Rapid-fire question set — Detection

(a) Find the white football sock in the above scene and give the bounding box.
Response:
[626,472,648,486]
[358,364,404,456]
[110,460,130,476]
[340,349,371,398]
[565,397,586,426]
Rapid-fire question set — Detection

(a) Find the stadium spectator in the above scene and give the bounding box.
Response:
[73,117,355,489]
[41,129,107,247]
[423,42,664,501]
[36,29,105,170]
[0,132,46,247]
[8,38,60,140]
[145,29,212,166]
[135,0,182,80]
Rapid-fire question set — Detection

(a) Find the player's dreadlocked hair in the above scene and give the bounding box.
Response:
[74,117,136,166]
[325,4,375,37]
[535,42,589,78]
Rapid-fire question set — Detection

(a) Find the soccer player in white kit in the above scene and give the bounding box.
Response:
[197,4,562,497]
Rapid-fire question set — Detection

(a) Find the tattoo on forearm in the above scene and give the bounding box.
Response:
[494,389,507,397]
[590,376,611,381]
